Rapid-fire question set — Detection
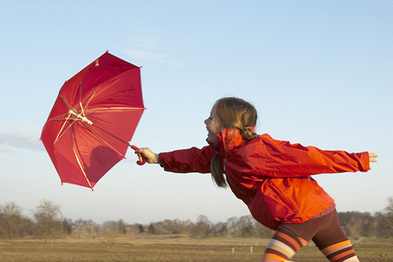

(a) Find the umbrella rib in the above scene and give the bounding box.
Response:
[59,94,73,111]
[75,63,95,110]
[71,66,141,126]
[79,67,140,112]
[83,124,126,158]
[58,94,91,125]
[50,108,142,149]
[82,88,99,114]
[91,67,140,96]
[53,114,77,145]
[85,106,145,116]
[71,130,94,190]
[51,95,82,144]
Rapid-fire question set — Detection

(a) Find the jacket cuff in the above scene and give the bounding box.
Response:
[358,152,371,171]
[158,153,169,168]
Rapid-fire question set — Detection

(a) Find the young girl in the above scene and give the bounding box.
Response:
[134,97,377,262]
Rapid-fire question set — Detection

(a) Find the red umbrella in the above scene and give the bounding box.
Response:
[41,51,145,190]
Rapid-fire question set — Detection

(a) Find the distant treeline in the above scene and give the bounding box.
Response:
[1,198,393,240]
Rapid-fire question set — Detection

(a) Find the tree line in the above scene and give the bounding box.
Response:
[1,198,393,240]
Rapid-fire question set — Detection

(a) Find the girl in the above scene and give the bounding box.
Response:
[134,97,377,262]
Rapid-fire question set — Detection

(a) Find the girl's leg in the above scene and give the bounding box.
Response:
[261,226,308,262]
[312,210,359,262]
[261,209,358,262]
[318,240,359,262]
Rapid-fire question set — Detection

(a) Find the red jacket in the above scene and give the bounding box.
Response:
[159,128,370,229]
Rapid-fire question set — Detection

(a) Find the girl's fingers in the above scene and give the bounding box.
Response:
[369,152,378,162]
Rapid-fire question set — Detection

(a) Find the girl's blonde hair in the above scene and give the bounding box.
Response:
[211,97,258,188]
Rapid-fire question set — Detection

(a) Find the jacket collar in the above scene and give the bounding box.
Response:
[216,127,253,153]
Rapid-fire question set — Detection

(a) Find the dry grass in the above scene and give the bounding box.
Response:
[0,236,392,261]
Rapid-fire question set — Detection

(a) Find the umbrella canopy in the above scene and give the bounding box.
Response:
[41,51,145,190]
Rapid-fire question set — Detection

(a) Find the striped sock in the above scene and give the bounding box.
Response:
[321,240,359,262]
[261,227,308,262]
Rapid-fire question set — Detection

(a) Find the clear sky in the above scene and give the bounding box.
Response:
[1,0,392,224]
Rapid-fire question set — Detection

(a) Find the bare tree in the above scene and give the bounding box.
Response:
[148,223,157,234]
[100,220,121,249]
[117,219,127,234]
[226,216,241,236]
[125,224,142,235]
[374,211,389,238]
[254,222,274,239]
[211,221,228,236]
[72,219,99,238]
[383,197,393,236]
[236,215,254,237]
[61,218,73,236]
[33,200,63,240]
[0,202,27,239]
[101,220,120,236]
[138,224,145,233]
[339,211,376,238]
[191,215,211,237]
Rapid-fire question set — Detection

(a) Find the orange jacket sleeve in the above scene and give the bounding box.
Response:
[239,134,371,178]
[159,146,216,173]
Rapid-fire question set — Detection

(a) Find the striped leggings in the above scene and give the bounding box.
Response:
[261,209,359,262]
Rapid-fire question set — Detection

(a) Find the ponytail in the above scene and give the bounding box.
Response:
[211,154,227,188]
[210,127,257,188]
[241,126,258,140]
[209,97,259,188]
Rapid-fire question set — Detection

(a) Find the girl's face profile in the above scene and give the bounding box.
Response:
[204,105,221,145]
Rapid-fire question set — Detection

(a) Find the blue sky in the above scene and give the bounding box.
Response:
[1,0,392,224]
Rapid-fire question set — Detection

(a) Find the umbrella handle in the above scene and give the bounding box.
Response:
[130,145,146,165]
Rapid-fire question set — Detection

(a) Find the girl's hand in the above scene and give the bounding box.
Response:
[134,147,159,164]
[369,152,378,162]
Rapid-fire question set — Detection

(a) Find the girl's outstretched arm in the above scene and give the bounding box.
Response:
[369,152,378,162]
[236,135,373,177]
[133,145,216,173]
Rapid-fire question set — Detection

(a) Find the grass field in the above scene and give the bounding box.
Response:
[0,236,392,261]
